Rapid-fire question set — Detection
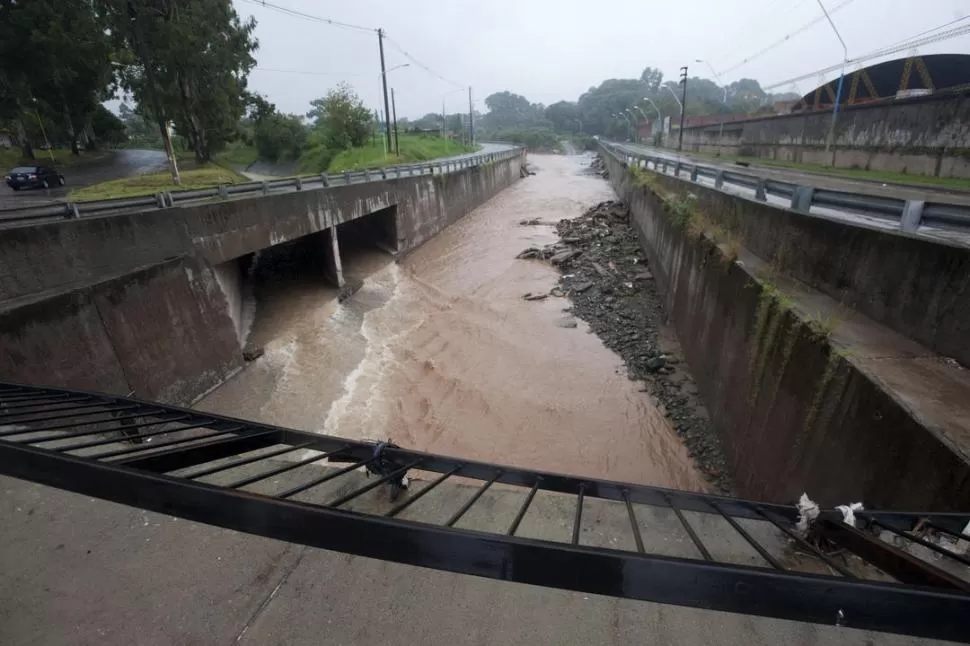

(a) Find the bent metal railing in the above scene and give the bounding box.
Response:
[0,146,524,225]
[0,381,968,642]
[602,141,970,235]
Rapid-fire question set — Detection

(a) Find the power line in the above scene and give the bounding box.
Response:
[717,0,858,76]
[762,17,970,90]
[254,67,370,77]
[239,0,375,33]
[382,34,465,89]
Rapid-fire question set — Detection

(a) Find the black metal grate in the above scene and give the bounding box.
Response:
[1,382,968,642]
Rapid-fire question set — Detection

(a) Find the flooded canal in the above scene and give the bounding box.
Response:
[198,153,705,491]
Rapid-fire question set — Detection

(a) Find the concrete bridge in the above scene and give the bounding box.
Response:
[0,148,526,405]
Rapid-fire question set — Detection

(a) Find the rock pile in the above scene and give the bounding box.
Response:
[589,154,609,178]
[515,199,730,491]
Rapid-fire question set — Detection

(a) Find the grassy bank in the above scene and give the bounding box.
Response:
[691,150,970,191]
[1,147,111,170]
[70,165,248,201]
[215,142,259,168]
[308,134,477,173]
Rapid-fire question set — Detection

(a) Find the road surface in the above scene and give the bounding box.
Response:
[0,149,167,211]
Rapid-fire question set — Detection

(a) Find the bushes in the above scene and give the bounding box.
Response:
[488,127,560,150]
[254,113,307,161]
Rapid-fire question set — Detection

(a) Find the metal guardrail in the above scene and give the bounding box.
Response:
[601,142,970,235]
[0,147,524,225]
[1,381,969,642]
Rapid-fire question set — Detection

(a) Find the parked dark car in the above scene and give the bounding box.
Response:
[4,165,65,191]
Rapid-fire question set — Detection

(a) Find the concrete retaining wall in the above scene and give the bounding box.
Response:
[599,147,970,510]
[676,92,970,178]
[0,153,523,404]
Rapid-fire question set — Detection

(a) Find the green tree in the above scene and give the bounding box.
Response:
[0,0,115,155]
[255,113,307,161]
[91,105,128,146]
[640,67,664,93]
[544,101,579,133]
[100,0,258,164]
[307,83,372,150]
[481,91,541,130]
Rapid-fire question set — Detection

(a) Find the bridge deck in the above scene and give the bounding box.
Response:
[0,382,968,642]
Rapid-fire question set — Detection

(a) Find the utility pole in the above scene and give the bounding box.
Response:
[468,87,474,147]
[128,0,179,185]
[377,28,393,155]
[678,66,688,153]
[816,0,848,154]
[391,88,400,155]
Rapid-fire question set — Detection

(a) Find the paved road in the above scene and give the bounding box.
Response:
[0,149,167,211]
[614,142,970,206]
[612,142,970,247]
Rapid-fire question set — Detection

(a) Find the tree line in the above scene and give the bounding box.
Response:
[0,0,255,164]
[477,66,799,146]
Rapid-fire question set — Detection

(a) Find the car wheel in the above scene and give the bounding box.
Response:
[42,179,49,189]
[58,175,65,186]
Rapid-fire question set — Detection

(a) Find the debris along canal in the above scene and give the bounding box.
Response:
[199,153,711,491]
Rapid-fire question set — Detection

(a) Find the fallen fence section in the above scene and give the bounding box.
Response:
[0,381,968,642]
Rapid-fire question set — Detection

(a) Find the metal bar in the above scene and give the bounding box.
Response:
[2,441,968,643]
[0,392,76,403]
[225,446,350,489]
[0,396,91,412]
[23,410,169,442]
[112,429,279,473]
[709,501,784,570]
[753,506,854,577]
[508,479,541,536]
[572,484,587,545]
[0,405,148,435]
[862,515,970,569]
[0,401,125,423]
[90,426,244,460]
[820,519,970,592]
[665,493,712,560]
[925,520,970,541]
[277,457,376,499]
[622,489,645,554]
[52,415,197,451]
[325,459,424,508]
[385,466,462,517]
[183,441,316,479]
[445,471,503,527]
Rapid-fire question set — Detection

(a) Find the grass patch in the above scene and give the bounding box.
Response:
[0,147,111,170]
[70,166,248,201]
[693,150,970,191]
[319,134,477,173]
[215,142,259,168]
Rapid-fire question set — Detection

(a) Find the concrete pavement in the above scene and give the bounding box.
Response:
[0,464,950,645]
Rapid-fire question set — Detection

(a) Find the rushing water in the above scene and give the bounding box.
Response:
[198,154,705,491]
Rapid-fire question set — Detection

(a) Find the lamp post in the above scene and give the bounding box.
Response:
[663,85,684,116]
[640,97,663,144]
[625,109,639,144]
[615,112,635,142]
[695,59,728,140]
[29,98,55,162]
[816,0,848,154]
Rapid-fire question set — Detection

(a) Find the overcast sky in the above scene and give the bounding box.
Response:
[236,0,969,119]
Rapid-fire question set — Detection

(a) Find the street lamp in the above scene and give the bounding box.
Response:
[29,98,55,162]
[625,109,639,144]
[615,112,635,142]
[816,0,848,153]
[663,85,684,115]
[378,64,410,157]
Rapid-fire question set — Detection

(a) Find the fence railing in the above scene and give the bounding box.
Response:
[0,146,524,226]
[600,141,970,235]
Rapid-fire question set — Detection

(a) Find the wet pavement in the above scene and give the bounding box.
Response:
[0,148,166,211]
[199,153,705,490]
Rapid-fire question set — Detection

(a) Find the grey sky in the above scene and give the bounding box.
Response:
[236,0,969,119]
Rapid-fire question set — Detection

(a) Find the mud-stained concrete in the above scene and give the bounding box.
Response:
[198,154,704,491]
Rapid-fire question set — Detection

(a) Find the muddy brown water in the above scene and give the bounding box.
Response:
[198,154,705,491]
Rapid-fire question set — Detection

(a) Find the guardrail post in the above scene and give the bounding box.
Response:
[65,203,80,219]
[344,170,351,185]
[690,166,699,182]
[661,160,668,174]
[321,173,329,187]
[437,163,443,175]
[674,162,682,177]
[261,182,270,196]
[900,200,925,232]
[154,192,166,208]
[791,186,815,213]
[218,184,229,199]
[396,167,402,178]
[715,171,725,189]
[295,177,303,190]
[164,192,175,207]
[754,179,767,201]
[381,168,388,180]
